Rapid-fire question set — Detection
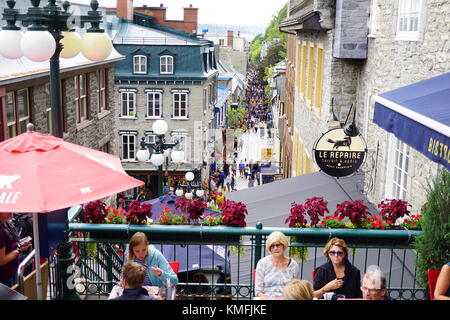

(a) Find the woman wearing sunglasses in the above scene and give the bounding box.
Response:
[255,231,300,299]
[313,237,362,299]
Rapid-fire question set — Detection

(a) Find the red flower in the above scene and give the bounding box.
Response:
[378,199,411,223]
[335,200,370,227]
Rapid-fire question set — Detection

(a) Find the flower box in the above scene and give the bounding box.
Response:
[289,227,421,247]
[70,223,242,244]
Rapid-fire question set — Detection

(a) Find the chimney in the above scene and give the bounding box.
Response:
[117,0,134,21]
[184,4,198,34]
[227,30,234,48]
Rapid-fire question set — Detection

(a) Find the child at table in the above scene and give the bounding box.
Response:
[112,261,157,300]
[127,232,178,288]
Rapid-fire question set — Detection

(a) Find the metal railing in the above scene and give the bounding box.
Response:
[62,222,426,300]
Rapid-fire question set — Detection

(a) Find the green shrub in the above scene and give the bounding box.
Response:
[414,168,450,287]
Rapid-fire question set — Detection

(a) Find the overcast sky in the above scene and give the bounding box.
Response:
[72,0,287,27]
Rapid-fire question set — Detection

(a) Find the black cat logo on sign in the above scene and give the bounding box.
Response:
[313,128,367,178]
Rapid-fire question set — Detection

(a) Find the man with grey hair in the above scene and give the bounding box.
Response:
[361,265,391,300]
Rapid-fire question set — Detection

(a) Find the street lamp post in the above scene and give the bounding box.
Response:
[0,1,112,300]
[175,171,205,199]
[137,120,185,197]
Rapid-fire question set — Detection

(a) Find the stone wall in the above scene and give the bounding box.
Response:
[6,64,117,154]
[357,0,450,213]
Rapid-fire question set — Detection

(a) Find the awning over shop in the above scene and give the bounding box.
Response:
[227,171,376,227]
[373,72,450,170]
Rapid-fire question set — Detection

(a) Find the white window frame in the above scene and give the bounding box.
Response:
[97,69,108,112]
[75,74,88,123]
[171,131,190,163]
[146,92,162,119]
[172,92,188,119]
[396,0,422,41]
[368,0,378,38]
[120,133,137,162]
[160,55,174,74]
[385,134,412,201]
[120,91,137,118]
[133,55,147,74]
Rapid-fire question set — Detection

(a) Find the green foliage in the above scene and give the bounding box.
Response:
[250,3,287,65]
[290,245,309,262]
[414,168,450,287]
[226,107,246,129]
[249,35,263,63]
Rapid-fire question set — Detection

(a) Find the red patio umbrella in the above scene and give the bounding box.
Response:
[0,131,144,212]
[0,129,144,299]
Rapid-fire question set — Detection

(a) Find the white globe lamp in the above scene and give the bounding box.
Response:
[175,189,184,197]
[61,31,82,59]
[185,171,195,182]
[21,30,56,62]
[136,148,150,162]
[152,120,168,135]
[150,153,165,167]
[81,32,112,62]
[196,189,204,198]
[185,192,194,200]
[0,30,23,59]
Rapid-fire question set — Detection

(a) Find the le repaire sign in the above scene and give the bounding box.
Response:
[313,128,367,177]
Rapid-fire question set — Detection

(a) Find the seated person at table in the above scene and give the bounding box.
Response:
[361,265,391,300]
[283,279,314,300]
[127,232,178,288]
[434,262,450,300]
[255,231,300,299]
[313,237,362,299]
[112,261,157,300]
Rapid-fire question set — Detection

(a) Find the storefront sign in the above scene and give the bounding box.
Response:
[313,128,367,177]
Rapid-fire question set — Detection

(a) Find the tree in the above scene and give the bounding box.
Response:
[256,41,285,79]
[414,168,450,288]
[226,107,246,129]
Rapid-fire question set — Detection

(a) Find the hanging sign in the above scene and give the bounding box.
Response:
[313,128,367,177]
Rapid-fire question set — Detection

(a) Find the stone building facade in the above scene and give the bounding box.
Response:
[357,0,450,213]
[0,62,119,153]
[109,10,218,198]
[280,0,449,215]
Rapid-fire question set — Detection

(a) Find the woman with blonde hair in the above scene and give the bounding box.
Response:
[255,231,300,299]
[283,279,314,300]
[127,232,177,288]
[312,237,362,299]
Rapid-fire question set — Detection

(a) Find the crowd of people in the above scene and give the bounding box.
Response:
[241,70,274,133]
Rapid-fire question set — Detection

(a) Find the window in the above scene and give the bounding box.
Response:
[145,132,156,145]
[171,131,189,162]
[100,141,110,154]
[97,69,108,112]
[396,0,422,41]
[5,89,30,139]
[160,56,173,74]
[133,55,147,74]
[300,43,307,97]
[296,40,302,91]
[120,91,136,117]
[306,44,315,107]
[314,46,324,113]
[386,135,412,200]
[219,39,225,46]
[75,74,89,123]
[121,133,136,161]
[146,92,162,118]
[173,92,188,118]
